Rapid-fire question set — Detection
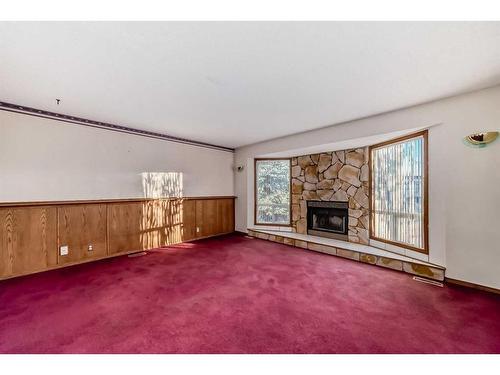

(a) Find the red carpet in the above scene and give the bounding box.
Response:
[0,233,499,353]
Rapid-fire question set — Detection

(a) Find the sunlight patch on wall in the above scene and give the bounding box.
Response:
[141,172,184,198]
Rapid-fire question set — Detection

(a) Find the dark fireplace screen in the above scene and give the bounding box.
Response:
[307,201,349,239]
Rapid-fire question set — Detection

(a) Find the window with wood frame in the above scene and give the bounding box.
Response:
[370,130,428,253]
[254,159,291,225]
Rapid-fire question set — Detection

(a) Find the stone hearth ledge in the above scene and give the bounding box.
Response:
[246,228,445,281]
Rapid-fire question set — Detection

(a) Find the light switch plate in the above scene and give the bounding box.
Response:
[60,245,69,256]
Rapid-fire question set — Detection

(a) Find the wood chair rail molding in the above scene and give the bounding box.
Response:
[0,196,237,208]
[0,196,235,280]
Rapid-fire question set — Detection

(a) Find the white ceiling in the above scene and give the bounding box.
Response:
[1,22,500,149]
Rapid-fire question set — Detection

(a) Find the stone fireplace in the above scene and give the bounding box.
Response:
[291,147,370,244]
[307,201,349,240]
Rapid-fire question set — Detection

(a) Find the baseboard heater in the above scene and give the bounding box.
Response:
[413,276,443,287]
[128,251,147,258]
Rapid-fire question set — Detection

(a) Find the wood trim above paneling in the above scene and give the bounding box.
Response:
[0,196,236,208]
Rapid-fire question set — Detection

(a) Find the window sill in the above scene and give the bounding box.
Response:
[369,238,429,262]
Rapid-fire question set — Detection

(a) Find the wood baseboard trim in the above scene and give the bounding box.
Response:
[183,231,235,243]
[0,248,141,281]
[0,232,236,282]
[445,277,500,295]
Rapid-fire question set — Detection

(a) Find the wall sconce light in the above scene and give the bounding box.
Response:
[464,131,498,148]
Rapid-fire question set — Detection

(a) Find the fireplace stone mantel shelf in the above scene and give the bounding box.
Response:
[247,227,445,281]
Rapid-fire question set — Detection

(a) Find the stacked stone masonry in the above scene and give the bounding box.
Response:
[291,147,370,244]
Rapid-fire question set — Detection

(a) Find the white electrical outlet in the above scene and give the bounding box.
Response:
[60,245,69,256]
[196,227,200,233]
[88,244,93,251]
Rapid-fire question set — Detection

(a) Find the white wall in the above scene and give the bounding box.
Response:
[0,111,234,201]
[234,85,500,289]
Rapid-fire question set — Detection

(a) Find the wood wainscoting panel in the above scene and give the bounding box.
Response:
[181,199,197,241]
[141,200,163,250]
[217,198,235,234]
[107,201,146,255]
[0,196,235,280]
[0,206,57,277]
[57,204,107,264]
[196,199,218,238]
[162,199,183,246]
[226,198,235,233]
[107,199,187,254]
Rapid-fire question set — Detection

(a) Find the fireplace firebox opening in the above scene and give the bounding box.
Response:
[307,201,349,240]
